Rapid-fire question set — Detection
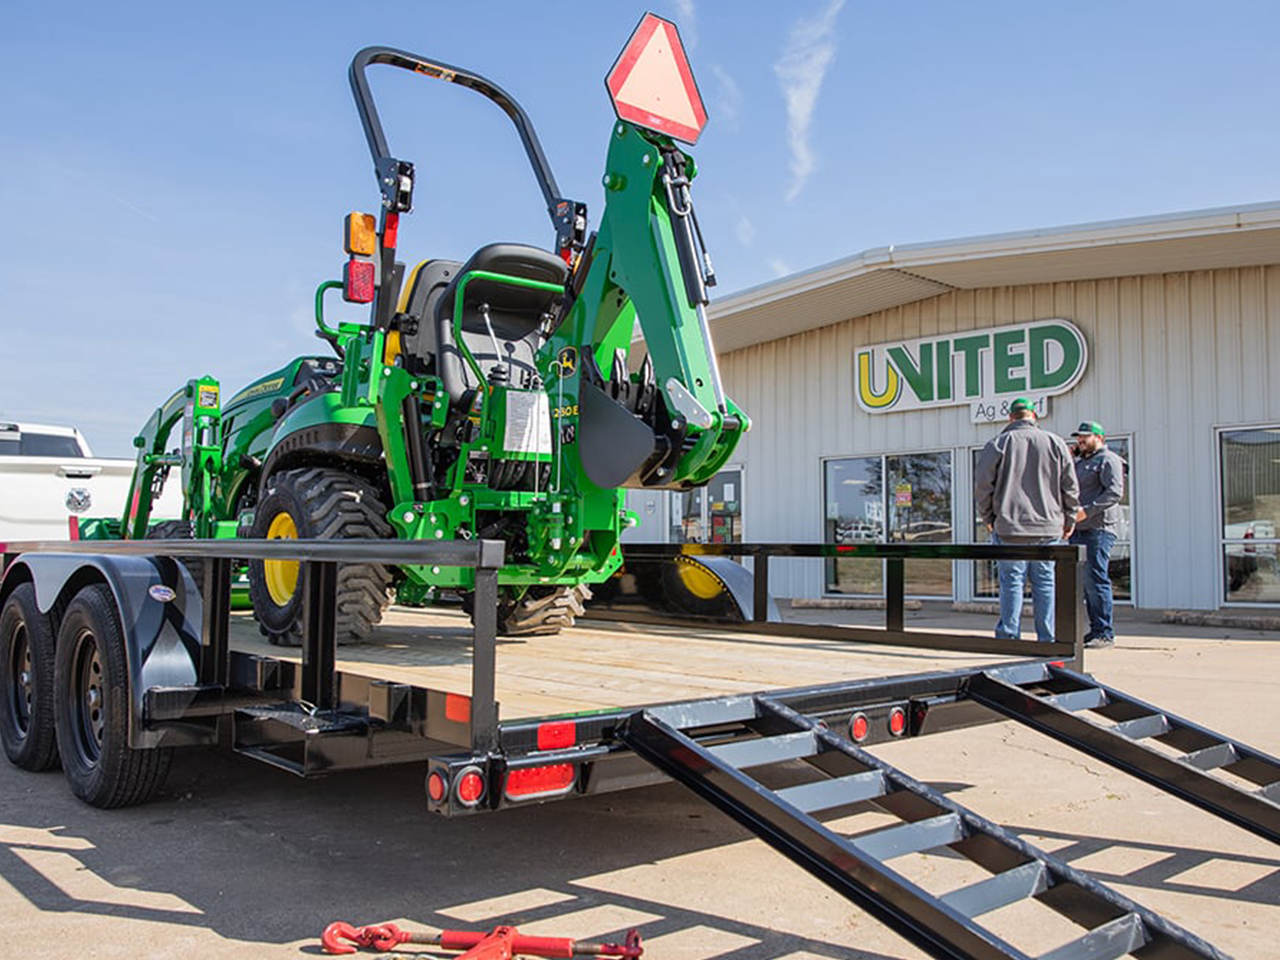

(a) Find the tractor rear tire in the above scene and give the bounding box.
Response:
[0,583,60,772]
[145,519,205,597]
[247,468,393,646]
[54,584,172,808]
[491,584,593,636]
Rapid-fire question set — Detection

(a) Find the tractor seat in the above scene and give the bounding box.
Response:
[434,243,569,405]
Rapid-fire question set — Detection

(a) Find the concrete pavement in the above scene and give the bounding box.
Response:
[0,610,1276,959]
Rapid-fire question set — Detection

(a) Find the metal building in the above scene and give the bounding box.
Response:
[628,201,1280,611]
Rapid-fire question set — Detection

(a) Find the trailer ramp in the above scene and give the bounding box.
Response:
[620,692,1230,960]
[968,663,1280,846]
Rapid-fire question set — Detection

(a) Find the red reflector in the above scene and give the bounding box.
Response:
[445,694,471,723]
[382,212,399,250]
[505,764,575,799]
[344,258,375,303]
[1049,661,1066,667]
[68,516,80,541]
[849,712,869,742]
[537,720,575,750]
[427,771,446,802]
[456,769,485,805]
[888,706,907,736]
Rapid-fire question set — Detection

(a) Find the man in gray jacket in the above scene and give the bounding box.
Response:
[1069,421,1126,648]
[975,398,1080,641]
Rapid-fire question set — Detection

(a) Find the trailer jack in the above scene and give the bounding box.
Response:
[321,922,643,959]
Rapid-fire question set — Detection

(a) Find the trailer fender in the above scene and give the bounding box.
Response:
[1,554,202,749]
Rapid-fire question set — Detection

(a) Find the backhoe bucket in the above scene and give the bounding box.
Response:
[590,553,779,623]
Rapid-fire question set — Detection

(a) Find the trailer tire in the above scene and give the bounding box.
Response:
[247,468,393,646]
[54,584,171,808]
[0,583,60,772]
[484,584,592,636]
[145,519,205,595]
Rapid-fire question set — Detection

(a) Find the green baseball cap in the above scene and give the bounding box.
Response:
[1072,421,1105,437]
[1008,397,1036,414]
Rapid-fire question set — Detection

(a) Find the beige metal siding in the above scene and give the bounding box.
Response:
[719,265,1280,607]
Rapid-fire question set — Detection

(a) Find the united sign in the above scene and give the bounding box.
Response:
[855,318,1088,417]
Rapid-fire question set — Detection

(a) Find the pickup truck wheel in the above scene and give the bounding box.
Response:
[0,583,60,771]
[145,519,205,596]
[54,584,171,808]
[247,468,393,646]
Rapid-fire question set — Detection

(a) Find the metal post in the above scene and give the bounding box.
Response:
[200,558,232,686]
[470,546,502,754]
[301,561,338,710]
[1055,545,1085,668]
[753,553,770,623]
[886,559,905,634]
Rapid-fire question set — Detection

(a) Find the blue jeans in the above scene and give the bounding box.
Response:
[991,533,1058,641]
[1069,528,1117,639]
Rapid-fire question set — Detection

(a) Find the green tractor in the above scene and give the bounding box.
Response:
[94,14,748,643]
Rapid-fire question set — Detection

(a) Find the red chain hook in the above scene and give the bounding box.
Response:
[322,921,643,959]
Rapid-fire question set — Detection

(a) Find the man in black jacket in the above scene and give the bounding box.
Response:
[1069,421,1126,648]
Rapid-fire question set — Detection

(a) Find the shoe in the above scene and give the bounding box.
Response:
[1084,636,1114,649]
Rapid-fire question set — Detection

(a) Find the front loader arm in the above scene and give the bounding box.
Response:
[547,121,747,492]
[121,377,222,539]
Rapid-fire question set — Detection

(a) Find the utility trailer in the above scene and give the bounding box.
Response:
[2,538,1278,960]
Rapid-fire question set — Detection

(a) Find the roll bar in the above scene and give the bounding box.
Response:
[349,47,583,251]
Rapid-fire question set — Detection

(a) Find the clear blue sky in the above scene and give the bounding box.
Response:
[3,1,1277,455]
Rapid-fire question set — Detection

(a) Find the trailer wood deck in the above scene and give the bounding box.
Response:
[227,606,1021,721]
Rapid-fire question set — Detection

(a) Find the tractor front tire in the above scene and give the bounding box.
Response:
[247,468,393,646]
[54,584,171,808]
[0,583,60,772]
[492,585,592,636]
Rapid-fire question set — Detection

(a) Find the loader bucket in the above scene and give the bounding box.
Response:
[590,553,779,623]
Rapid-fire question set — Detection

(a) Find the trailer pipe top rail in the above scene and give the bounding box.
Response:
[0,537,505,569]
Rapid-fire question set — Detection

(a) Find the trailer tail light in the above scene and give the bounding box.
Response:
[849,712,869,743]
[455,766,486,807]
[888,706,907,737]
[537,720,576,750]
[345,212,377,256]
[426,770,446,803]
[344,259,375,303]
[504,763,576,801]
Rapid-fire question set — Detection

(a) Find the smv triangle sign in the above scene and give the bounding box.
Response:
[606,13,707,144]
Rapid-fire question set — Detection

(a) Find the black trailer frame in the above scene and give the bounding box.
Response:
[0,538,1085,816]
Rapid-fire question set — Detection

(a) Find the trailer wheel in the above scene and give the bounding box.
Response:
[0,583,60,772]
[480,584,592,636]
[145,519,205,596]
[54,584,171,808]
[247,468,393,646]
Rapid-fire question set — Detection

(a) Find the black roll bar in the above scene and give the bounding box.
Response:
[348,46,566,226]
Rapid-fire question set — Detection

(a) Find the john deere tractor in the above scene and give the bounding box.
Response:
[100,14,748,644]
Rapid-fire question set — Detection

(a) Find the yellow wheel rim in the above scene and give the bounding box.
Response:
[675,557,724,600]
[263,511,299,606]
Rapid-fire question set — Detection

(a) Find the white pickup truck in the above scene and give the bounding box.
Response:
[0,422,182,541]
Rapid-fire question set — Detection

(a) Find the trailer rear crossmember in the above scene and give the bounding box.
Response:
[618,661,1280,960]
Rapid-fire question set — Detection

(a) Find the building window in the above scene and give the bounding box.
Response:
[971,437,1134,601]
[1220,427,1280,604]
[824,452,954,597]
[671,468,743,544]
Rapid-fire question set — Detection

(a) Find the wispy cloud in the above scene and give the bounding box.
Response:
[735,214,756,247]
[768,257,792,277]
[669,0,698,49]
[709,64,742,130]
[773,0,846,201]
